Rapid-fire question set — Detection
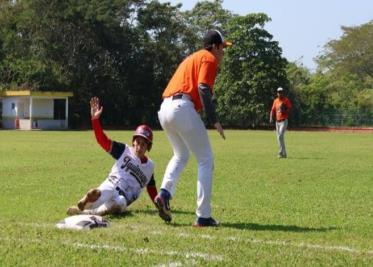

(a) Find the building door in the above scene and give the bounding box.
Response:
[54,99,66,120]
[17,101,25,118]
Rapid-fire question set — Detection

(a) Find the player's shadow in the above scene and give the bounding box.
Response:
[221,222,337,232]
[106,211,135,219]
[288,157,325,160]
[118,208,195,217]
[106,211,336,233]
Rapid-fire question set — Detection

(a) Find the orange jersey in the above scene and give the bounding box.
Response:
[271,97,292,121]
[162,49,218,112]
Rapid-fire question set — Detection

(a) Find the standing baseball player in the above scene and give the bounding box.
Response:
[154,29,232,227]
[269,87,292,158]
[67,97,158,216]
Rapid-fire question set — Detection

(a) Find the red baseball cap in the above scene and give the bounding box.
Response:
[133,125,153,151]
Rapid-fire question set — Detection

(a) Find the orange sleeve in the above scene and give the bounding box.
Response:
[271,99,277,114]
[286,98,292,110]
[198,59,217,90]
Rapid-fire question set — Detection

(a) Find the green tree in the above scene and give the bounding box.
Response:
[285,62,311,125]
[298,72,336,126]
[216,14,288,128]
[135,0,195,124]
[0,0,180,127]
[313,20,373,126]
[0,0,66,90]
[318,21,373,81]
[183,0,234,51]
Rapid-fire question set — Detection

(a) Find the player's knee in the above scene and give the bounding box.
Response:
[86,188,101,202]
[106,204,124,214]
[198,154,213,168]
[175,152,189,165]
[113,195,127,212]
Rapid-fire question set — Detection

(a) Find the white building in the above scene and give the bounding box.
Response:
[0,90,73,130]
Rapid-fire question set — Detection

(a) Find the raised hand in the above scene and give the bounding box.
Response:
[90,97,103,120]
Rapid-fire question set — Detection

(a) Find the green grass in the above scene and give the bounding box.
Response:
[0,129,372,266]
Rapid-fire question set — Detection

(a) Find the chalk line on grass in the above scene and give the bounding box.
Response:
[5,221,373,257]
[0,236,223,262]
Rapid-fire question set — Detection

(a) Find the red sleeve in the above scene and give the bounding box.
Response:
[146,185,158,203]
[92,119,112,152]
[146,175,158,205]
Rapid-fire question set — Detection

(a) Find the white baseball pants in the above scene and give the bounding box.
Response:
[158,96,214,218]
[84,179,127,215]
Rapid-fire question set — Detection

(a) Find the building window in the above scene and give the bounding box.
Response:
[11,103,16,110]
[54,99,66,120]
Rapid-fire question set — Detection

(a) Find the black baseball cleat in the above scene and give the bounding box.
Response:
[193,217,219,227]
[154,190,172,222]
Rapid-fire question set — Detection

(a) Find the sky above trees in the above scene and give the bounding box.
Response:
[161,0,373,71]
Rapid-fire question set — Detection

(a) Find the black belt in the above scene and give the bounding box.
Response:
[277,119,286,122]
[172,94,183,100]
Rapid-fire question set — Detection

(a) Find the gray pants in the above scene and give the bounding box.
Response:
[276,119,288,157]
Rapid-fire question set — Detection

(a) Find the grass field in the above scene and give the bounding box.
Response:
[0,129,372,266]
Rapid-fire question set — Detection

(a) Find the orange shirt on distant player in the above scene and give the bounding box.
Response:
[271,97,292,121]
[162,49,218,112]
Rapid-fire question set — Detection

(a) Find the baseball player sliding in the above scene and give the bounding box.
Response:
[67,97,158,216]
[154,29,232,227]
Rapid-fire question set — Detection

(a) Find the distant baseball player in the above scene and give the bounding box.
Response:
[269,87,292,158]
[154,29,232,227]
[67,97,158,216]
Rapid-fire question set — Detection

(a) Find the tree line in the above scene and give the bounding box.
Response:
[0,0,372,128]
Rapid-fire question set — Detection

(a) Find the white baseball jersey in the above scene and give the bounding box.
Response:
[107,141,155,205]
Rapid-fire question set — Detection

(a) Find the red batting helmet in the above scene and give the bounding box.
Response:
[132,124,153,151]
